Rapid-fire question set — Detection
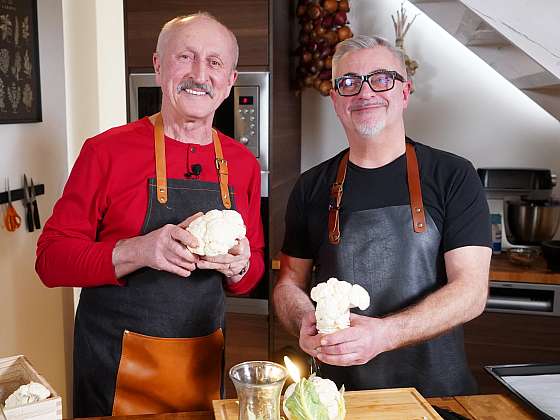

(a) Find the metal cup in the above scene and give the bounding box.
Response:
[229,361,288,420]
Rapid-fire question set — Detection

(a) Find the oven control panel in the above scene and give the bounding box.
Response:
[234,86,259,158]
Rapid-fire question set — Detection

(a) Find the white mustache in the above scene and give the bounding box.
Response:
[350,99,387,111]
[177,79,214,98]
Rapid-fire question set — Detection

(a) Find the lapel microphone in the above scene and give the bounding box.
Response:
[185,164,202,178]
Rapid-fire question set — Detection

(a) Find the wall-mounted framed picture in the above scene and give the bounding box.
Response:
[0,0,41,123]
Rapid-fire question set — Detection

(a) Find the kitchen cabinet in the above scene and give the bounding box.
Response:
[224,312,268,398]
[124,0,269,71]
[465,254,560,394]
[464,311,560,394]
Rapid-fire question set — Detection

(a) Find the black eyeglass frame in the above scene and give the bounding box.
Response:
[334,70,406,96]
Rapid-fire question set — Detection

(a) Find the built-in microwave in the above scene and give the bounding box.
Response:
[129,71,270,197]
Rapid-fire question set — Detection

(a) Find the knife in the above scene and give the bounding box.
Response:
[30,177,41,229]
[22,175,34,232]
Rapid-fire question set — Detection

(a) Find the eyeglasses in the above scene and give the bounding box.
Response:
[334,70,406,96]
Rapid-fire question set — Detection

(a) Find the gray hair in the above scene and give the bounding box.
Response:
[332,35,406,81]
[156,12,239,70]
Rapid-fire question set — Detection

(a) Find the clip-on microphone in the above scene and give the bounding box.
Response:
[185,164,202,178]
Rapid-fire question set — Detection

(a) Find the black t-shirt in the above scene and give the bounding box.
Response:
[282,139,491,260]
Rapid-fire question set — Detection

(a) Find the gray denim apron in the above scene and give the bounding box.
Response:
[313,144,477,397]
[73,114,234,416]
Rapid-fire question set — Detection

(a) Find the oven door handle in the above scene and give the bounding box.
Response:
[486,296,552,312]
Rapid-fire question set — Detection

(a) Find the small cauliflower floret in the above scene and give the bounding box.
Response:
[311,277,370,334]
[186,209,246,256]
[283,374,345,420]
[350,284,370,311]
[4,381,50,409]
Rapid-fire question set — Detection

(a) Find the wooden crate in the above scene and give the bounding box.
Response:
[214,387,443,419]
[0,355,62,420]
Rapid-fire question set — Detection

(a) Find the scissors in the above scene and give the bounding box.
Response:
[4,178,21,232]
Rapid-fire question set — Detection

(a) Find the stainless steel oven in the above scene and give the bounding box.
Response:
[487,281,560,317]
[129,71,269,197]
[129,72,271,309]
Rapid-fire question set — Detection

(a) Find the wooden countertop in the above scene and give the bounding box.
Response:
[72,394,537,419]
[272,253,560,285]
[489,253,560,284]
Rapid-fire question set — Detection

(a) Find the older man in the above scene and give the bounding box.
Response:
[36,13,264,416]
[273,35,491,397]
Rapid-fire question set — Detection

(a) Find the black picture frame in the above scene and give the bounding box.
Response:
[0,0,42,123]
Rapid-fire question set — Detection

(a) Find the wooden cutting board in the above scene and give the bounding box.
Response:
[213,387,443,419]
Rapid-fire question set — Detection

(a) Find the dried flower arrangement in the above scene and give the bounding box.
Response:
[392,3,419,91]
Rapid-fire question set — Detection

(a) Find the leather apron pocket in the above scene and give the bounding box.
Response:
[112,328,224,415]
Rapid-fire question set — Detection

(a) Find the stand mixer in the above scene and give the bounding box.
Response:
[478,168,560,255]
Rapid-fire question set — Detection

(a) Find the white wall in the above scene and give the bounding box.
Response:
[0,0,73,417]
[62,0,127,312]
[62,0,126,166]
[301,0,560,186]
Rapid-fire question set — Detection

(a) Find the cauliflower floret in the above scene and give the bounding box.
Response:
[4,382,50,409]
[311,278,370,334]
[283,375,345,420]
[186,209,246,256]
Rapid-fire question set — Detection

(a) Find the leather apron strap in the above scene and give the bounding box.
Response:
[154,113,168,204]
[405,142,427,233]
[153,113,231,209]
[328,152,349,244]
[213,129,232,209]
[328,143,426,244]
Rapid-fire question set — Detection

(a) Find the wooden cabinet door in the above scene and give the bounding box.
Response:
[464,312,560,394]
[125,0,269,70]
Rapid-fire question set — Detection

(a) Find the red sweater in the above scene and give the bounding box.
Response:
[36,117,264,295]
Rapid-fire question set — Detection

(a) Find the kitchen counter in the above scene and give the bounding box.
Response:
[71,394,537,420]
[490,253,560,285]
[272,253,560,285]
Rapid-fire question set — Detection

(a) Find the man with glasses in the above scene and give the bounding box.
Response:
[273,35,491,396]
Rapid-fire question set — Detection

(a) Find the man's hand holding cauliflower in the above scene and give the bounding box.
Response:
[299,278,392,367]
[112,209,250,282]
[188,209,251,283]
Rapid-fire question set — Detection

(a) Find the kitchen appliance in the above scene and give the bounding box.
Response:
[478,168,559,250]
[129,72,271,309]
[542,240,560,271]
[486,281,560,316]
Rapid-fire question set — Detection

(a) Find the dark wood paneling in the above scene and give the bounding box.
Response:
[464,312,560,394]
[124,0,269,70]
[267,0,302,361]
[268,179,298,260]
[224,313,268,398]
[268,0,301,260]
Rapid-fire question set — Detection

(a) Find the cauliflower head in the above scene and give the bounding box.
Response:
[4,381,50,409]
[283,374,345,420]
[186,209,246,256]
[310,278,370,334]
